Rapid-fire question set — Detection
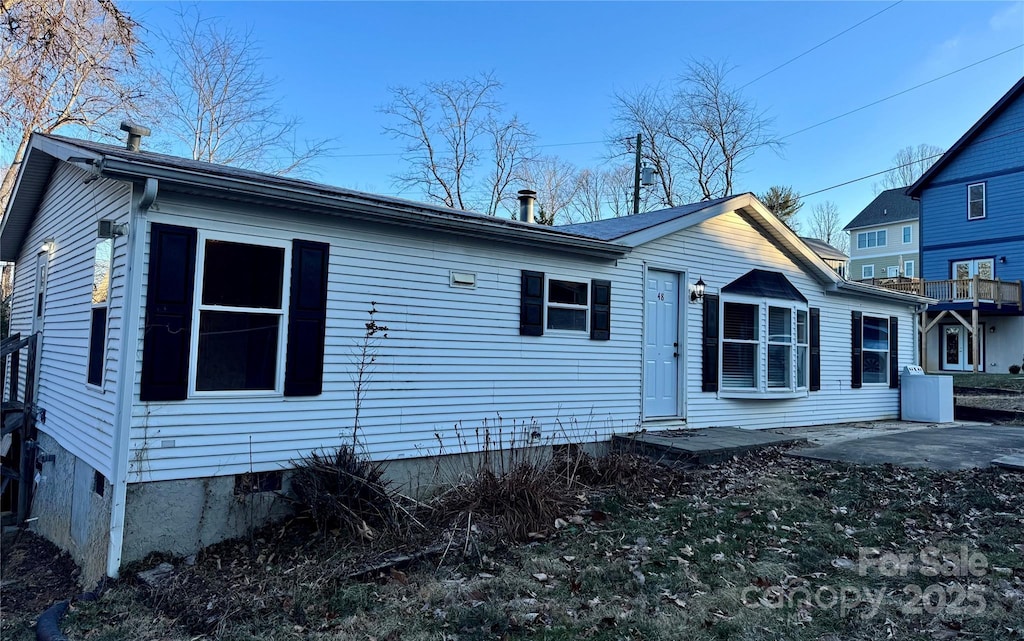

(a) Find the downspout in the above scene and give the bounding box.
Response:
[105,176,156,578]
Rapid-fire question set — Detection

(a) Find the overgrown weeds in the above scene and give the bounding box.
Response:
[289,445,401,539]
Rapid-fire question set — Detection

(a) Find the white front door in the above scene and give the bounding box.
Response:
[942,325,984,372]
[643,270,680,418]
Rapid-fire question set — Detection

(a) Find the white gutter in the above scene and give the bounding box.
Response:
[105,177,156,578]
[93,157,628,260]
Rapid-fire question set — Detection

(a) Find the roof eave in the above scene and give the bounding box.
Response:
[907,76,1024,198]
[93,156,628,260]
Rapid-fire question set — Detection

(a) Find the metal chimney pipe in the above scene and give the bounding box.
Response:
[518,189,537,224]
[120,121,152,152]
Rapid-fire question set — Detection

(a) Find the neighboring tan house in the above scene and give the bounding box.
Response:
[1,131,928,584]
[801,236,849,278]
[906,76,1024,374]
[843,188,920,281]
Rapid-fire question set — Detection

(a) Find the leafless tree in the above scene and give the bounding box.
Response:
[876,144,944,191]
[382,72,535,215]
[612,59,781,206]
[152,8,332,175]
[569,168,607,223]
[1,0,143,205]
[521,156,580,225]
[808,200,849,254]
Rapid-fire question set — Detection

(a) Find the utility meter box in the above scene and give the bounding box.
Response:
[900,366,953,423]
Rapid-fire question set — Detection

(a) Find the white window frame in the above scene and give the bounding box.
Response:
[545,275,590,333]
[902,225,912,244]
[87,238,114,390]
[904,260,915,278]
[886,266,899,278]
[856,230,887,250]
[720,296,809,398]
[967,183,986,220]
[862,265,874,279]
[187,232,291,397]
[862,315,890,386]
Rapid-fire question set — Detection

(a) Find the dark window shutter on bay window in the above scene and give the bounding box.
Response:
[851,311,863,389]
[590,280,611,340]
[520,270,544,336]
[140,224,197,401]
[702,293,720,392]
[889,316,899,389]
[284,240,330,396]
[809,307,821,391]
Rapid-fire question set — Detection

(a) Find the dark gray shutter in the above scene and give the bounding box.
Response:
[140,224,197,401]
[702,293,720,392]
[809,307,821,391]
[590,280,611,341]
[889,316,899,389]
[851,311,863,389]
[520,270,544,336]
[284,240,330,397]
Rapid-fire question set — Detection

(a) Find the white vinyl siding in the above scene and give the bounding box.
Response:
[7,164,130,479]
[126,197,643,482]
[122,201,915,483]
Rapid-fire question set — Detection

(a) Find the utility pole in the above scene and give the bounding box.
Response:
[632,133,642,215]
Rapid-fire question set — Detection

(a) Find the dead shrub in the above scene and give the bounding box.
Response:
[432,460,575,542]
[289,446,399,538]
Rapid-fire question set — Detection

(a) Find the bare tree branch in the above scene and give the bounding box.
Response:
[809,200,849,254]
[382,72,535,214]
[612,59,781,207]
[1,0,143,205]
[151,7,334,176]
[876,143,944,191]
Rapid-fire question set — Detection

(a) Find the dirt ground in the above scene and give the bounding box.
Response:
[0,529,81,641]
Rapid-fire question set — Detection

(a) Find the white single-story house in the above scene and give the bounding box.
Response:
[1,132,930,584]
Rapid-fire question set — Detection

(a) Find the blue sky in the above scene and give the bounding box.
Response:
[128,1,1024,230]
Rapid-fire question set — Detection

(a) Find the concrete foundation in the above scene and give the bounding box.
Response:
[29,431,112,588]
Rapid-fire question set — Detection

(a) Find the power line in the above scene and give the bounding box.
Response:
[799,126,1024,198]
[332,138,607,160]
[781,44,1024,140]
[740,1,903,89]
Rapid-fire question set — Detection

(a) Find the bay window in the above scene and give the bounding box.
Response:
[721,299,809,394]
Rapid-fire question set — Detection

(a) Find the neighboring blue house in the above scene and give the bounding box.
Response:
[907,76,1024,374]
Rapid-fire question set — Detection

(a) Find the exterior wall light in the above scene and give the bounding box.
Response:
[690,276,706,303]
[39,238,54,254]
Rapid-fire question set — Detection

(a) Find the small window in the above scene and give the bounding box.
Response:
[862,316,890,385]
[862,265,874,279]
[902,226,912,244]
[93,470,105,497]
[546,278,588,331]
[193,238,287,393]
[904,261,915,278]
[886,266,899,278]
[88,239,113,387]
[967,183,986,220]
[767,307,792,388]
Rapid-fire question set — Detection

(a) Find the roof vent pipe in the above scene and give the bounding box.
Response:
[120,121,151,152]
[518,189,537,224]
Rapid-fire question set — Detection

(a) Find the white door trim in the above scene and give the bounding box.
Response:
[642,266,684,420]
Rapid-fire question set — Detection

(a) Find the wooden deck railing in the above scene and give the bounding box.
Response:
[864,277,1022,307]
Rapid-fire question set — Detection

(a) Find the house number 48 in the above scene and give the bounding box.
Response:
[658,292,665,301]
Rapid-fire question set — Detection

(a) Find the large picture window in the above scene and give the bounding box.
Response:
[862,316,889,385]
[191,236,289,393]
[722,300,808,394]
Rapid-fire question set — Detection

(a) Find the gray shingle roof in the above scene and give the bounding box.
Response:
[799,236,848,261]
[555,196,735,240]
[842,188,919,231]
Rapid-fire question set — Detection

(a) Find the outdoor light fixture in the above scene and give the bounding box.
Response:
[690,276,706,303]
[1000,256,1007,264]
[39,238,54,254]
[990,325,997,334]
